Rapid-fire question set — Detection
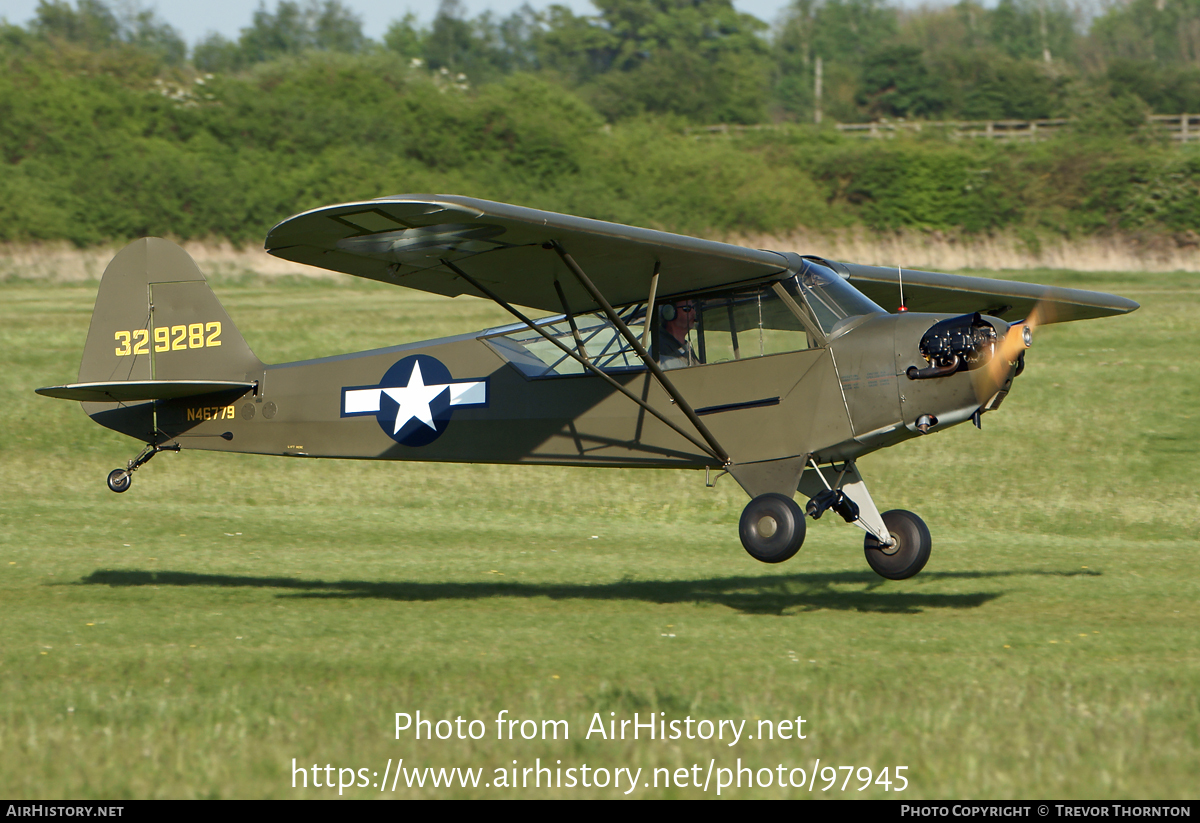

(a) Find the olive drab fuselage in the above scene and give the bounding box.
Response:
[87,294,1011,492]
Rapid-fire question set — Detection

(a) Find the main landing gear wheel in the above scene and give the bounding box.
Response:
[739,493,806,564]
[864,509,931,580]
[106,469,132,494]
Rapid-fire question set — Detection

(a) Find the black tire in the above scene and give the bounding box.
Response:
[739,493,806,564]
[864,510,931,580]
[106,469,131,494]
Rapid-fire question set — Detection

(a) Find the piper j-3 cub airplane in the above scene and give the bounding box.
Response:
[37,195,1138,580]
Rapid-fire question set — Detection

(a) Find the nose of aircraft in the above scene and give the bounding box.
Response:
[895,312,1024,434]
[828,310,1030,452]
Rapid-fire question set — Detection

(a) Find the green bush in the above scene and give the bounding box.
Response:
[3,45,1200,247]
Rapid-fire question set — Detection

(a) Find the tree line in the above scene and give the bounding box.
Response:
[3,0,1200,248]
[9,0,1200,125]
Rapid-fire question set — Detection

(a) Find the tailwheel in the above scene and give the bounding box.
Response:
[739,493,806,564]
[864,510,931,580]
[104,442,180,494]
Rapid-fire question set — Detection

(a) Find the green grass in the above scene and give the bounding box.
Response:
[1,270,1196,798]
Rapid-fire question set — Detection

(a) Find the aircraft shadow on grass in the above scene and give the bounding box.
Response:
[77,568,1099,615]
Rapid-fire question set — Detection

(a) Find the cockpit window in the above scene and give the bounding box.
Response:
[484,282,825,379]
[786,259,886,336]
[483,304,647,379]
[483,264,882,379]
[655,284,818,370]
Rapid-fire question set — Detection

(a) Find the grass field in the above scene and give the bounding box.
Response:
[1,268,1196,798]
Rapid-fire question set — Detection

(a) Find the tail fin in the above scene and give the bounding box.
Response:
[79,238,263,385]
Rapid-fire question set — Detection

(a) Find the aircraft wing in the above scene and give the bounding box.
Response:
[264,195,789,313]
[829,261,1139,324]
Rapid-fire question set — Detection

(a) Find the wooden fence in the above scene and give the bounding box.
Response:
[1149,114,1200,142]
[835,118,1071,141]
[687,115,1200,143]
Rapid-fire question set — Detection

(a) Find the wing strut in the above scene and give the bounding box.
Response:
[439,258,724,464]
[552,279,591,365]
[551,243,731,466]
[641,262,660,350]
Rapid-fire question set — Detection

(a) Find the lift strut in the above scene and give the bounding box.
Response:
[440,257,724,464]
[551,243,731,466]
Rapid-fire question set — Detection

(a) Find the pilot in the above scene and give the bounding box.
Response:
[657,300,700,370]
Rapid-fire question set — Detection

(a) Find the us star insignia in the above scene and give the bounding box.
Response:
[341,355,488,446]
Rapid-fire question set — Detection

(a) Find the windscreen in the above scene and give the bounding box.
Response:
[787,259,886,336]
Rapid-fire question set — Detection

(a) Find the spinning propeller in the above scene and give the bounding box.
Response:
[972,299,1053,405]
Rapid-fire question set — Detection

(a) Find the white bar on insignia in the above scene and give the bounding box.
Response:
[344,388,382,414]
[449,382,486,406]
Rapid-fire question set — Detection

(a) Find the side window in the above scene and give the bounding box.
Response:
[654,285,819,370]
[484,305,647,378]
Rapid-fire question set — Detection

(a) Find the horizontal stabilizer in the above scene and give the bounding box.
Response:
[36,380,255,403]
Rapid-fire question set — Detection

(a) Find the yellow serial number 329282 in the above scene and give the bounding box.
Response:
[114,323,222,357]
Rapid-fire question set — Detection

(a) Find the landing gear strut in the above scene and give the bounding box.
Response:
[800,460,933,580]
[105,442,180,493]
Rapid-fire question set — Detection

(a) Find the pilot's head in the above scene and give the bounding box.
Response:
[661,300,697,339]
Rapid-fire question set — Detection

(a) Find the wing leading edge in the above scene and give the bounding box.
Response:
[825,261,1139,323]
[264,195,790,313]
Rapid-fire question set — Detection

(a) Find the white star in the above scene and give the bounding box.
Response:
[382,361,450,434]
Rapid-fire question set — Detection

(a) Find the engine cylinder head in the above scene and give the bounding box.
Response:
[918,313,999,373]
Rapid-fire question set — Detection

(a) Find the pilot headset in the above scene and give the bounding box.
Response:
[659,304,677,322]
